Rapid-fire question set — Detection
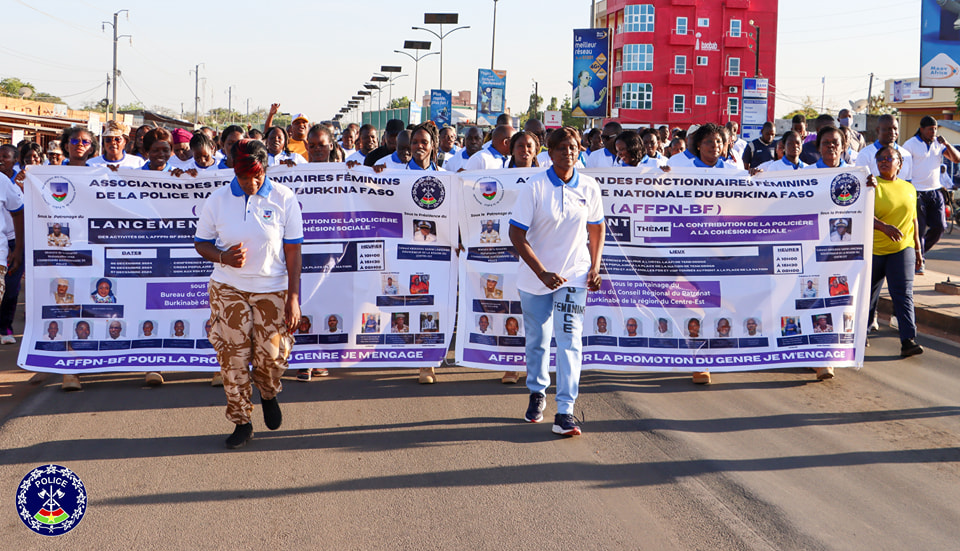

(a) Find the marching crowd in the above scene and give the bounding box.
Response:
[0,106,953,446]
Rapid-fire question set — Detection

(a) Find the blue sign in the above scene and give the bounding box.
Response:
[572,29,610,118]
[430,90,452,128]
[741,77,769,142]
[476,69,507,126]
[921,0,960,87]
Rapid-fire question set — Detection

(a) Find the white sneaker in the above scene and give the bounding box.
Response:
[0,335,16,345]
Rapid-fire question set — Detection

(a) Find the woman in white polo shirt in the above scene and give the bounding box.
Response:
[194,139,304,449]
[509,126,605,437]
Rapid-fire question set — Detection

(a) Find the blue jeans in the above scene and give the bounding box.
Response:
[520,287,587,415]
[869,248,917,342]
[917,189,946,253]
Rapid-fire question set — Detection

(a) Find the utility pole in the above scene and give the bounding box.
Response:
[228,86,233,122]
[491,0,499,69]
[191,64,204,126]
[102,9,130,121]
[866,73,874,115]
[821,77,825,113]
[104,74,111,110]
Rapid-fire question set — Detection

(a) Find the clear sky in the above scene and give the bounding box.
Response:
[2,0,923,123]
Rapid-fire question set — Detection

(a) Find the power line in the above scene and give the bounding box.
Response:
[119,74,145,107]
[13,0,109,41]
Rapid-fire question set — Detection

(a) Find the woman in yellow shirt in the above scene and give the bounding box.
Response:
[869,145,923,357]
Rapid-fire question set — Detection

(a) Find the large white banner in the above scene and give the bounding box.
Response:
[456,166,874,372]
[20,165,458,373]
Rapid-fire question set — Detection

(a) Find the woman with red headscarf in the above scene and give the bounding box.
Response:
[194,139,304,449]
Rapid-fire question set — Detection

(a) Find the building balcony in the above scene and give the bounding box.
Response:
[668,69,694,86]
[724,32,748,48]
[669,29,695,46]
[723,71,747,87]
[726,0,750,8]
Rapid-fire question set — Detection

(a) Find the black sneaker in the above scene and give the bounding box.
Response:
[524,392,546,423]
[262,396,283,430]
[552,414,582,437]
[900,339,924,358]
[225,422,253,449]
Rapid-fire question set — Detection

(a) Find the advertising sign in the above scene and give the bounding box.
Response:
[741,77,769,142]
[572,28,610,118]
[476,69,507,126]
[430,89,453,127]
[921,0,960,87]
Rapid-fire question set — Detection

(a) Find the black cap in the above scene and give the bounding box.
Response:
[385,119,405,135]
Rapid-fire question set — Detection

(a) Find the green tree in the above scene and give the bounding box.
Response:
[0,77,62,103]
[387,97,410,109]
[781,96,818,120]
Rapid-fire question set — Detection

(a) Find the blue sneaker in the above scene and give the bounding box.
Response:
[524,392,545,423]
[552,414,582,436]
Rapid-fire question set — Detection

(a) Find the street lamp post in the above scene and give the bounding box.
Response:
[491,0,499,70]
[374,73,408,105]
[414,13,470,91]
[748,19,761,78]
[365,83,381,111]
[101,9,130,121]
[395,40,438,101]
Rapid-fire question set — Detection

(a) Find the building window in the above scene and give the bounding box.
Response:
[614,87,621,109]
[674,55,686,74]
[728,97,739,115]
[623,44,653,71]
[676,17,688,35]
[728,57,740,76]
[698,18,710,27]
[624,5,655,32]
[696,56,709,66]
[695,95,707,106]
[622,83,653,110]
[729,19,742,38]
[673,95,686,113]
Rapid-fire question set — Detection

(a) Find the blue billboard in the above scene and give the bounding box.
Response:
[571,28,610,118]
[476,69,506,126]
[921,0,960,87]
[430,90,452,128]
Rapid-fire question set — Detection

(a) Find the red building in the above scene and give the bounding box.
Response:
[595,0,778,127]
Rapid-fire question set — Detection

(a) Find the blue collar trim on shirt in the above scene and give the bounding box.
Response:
[461,149,471,159]
[602,147,615,158]
[390,151,402,164]
[815,158,847,168]
[546,166,579,188]
[487,144,507,161]
[874,140,898,151]
[693,157,726,168]
[217,159,229,169]
[683,149,695,160]
[407,159,436,171]
[230,176,274,197]
[141,162,167,171]
[783,158,804,169]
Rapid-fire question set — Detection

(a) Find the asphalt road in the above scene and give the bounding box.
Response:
[1,326,958,550]
[924,227,959,277]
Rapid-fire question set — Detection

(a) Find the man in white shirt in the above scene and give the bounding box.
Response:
[463,124,513,171]
[856,114,913,181]
[345,124,379,165]
[667,125,700,168]
[445,126,484,172]
[585,122,622,168]
[87,120,145,169]
[902,116,960,258]
[726,121,748,158]
[339,123,359,159]
[374,130,412,170]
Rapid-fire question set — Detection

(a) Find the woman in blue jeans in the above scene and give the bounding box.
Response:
[508,127,605,437]
[869,144,923,357]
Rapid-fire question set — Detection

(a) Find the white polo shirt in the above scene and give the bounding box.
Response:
[194,177,303,293]
[464,144,510,171]
[345,150,367,165]
[0,175,23,259]
[87,153,146,169]
[762,157,807,172]
[182,158,220,172]
[375,151,409,170]
[639,153,668,169]
[902,135,945,192]
[508,167,604,295]
[666,149,697,168]
[267,151,307,167]
[536,150,587,170]
[856,141,913,181]
[585,147,620,168]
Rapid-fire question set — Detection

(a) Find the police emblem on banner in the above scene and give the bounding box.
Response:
[472,177,504,206]
[829,173,860,207]
[41,177,77,209]
[16,464,87,536]
[411,176,446,210]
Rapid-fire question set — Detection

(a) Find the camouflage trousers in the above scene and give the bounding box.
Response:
[207,279,293,425]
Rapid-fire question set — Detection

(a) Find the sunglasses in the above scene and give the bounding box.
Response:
[104,136,124,143]
[70,138,92,146]
[601,134,616,140]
